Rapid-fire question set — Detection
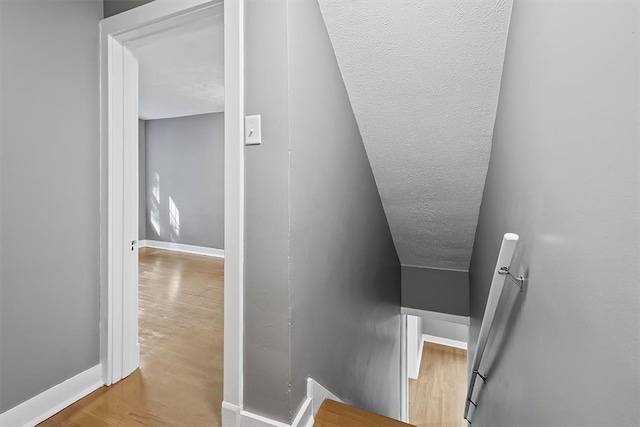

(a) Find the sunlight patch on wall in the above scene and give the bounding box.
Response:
[150,172,161,236]
[169,196,180,241]
[152,172,160,203]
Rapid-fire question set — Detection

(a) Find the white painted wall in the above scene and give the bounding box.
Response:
[318,0,512,270]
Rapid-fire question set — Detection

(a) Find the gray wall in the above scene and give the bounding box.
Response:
[468,0,640,425]
[0,0,102,413]
[103,0,153,18]
[244,0,292,420]
[244,0,402,422]
[422,318,468,343]
[401,266,469,316]
[144,113,224,249]
[139,119,146,240]
[289,0,401,419]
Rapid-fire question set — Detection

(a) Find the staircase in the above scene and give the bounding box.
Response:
[314,399,415,427]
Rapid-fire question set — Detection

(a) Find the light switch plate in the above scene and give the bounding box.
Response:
[245,115,261,145]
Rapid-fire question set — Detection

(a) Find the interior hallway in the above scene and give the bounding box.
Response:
[39,248,223,426]
[409,342,467,427]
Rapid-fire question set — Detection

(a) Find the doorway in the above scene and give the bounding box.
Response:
[404,311,469,426]
[99,0,244,423]
[136,13,225,422]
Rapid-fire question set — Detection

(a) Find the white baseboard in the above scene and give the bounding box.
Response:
[292,397,313,427]
[221,378,341,427]
[400,314,408,422]
[0,364,103,427]
[221,400,312,427]
[221,401,243,426]
[139,239,224,258]
[423,334,467,350]
[307,378,342,416]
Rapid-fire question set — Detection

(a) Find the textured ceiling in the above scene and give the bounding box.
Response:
[318,0,512,270]
[138,13,224,120]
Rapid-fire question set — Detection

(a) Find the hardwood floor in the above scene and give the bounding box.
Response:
[408,342,467,427]
[314,399,414,427]
[39,247,223,426]
[313,342,466,427]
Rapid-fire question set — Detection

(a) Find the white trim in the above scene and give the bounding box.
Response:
[422,334,468,350]
[400,314,409,422]
[122,43,140,379]
[291,398,314,427]
[0,365,103,427]
[407,315,423,380]
[221,401,243,427]
[221,379,340,427]
[241,398,312,427]
[401,306,470,326]
[139,239,224,258]
[100,0,244,417]
[223,0,245,409]
[415,332,425,377]
[241,411,291,427]
[307,378,343,416]
[101,0,221,39]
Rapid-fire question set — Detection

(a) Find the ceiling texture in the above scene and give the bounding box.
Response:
[137,11,224,120]
[318,0,512,270]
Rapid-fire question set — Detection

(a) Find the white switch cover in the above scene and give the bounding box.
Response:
[245,115,262,145]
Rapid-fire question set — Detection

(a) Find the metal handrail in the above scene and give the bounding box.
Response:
[464,233,523,423]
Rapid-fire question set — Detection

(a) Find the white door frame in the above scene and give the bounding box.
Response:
[400,314,409,423]
[99,0,244,414]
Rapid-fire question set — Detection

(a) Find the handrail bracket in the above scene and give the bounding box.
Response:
[498,266,524,291]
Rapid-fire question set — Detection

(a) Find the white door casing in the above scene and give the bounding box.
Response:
[99,0,244,413]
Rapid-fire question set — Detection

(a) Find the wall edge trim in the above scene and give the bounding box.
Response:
[139,239,224,258]
[415,334,425,377]
[221,379,342,427]
[423,334,468,350]
[308,378,343,416]
[0,364,103,427]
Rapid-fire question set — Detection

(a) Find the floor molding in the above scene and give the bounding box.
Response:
[307,378,342,416]
[0,364,103,427]
[221,378,341,427]
[291,397,313,427]
[221,401,242,426]
[423,334,467,350]
[139,239,224,258]
[221,401,312,427]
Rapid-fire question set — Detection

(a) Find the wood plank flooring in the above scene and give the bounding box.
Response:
[408,342,467,427]
[313,342,465,427]
[39,247,223,426]
[314,399,414,427]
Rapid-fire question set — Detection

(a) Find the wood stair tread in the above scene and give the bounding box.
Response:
[314,399,415,427]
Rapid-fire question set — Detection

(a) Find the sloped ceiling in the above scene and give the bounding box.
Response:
[138,13,224,120]
[318,0,512,270]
